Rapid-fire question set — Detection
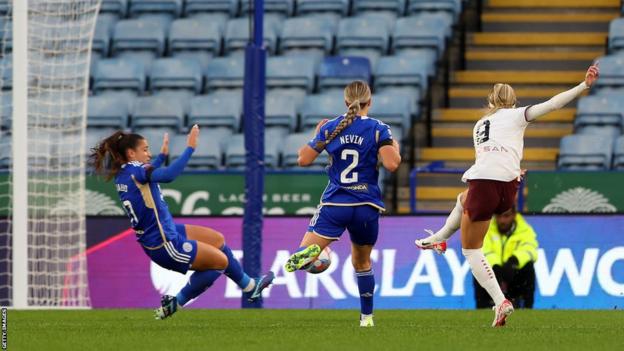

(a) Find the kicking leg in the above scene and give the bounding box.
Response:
[284,232,334,272]
[185,224,274,302]
[415,190,467,253]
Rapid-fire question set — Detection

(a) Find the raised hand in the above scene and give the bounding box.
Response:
[585,64,599,87]
[187,124,199,149]
[160,132,169,155]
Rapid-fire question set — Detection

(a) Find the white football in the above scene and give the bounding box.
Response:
[303,247,332,274]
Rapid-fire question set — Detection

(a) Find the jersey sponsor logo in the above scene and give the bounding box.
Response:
[542,187,617,213]
[342,183,369,192]
[479,145,509,153]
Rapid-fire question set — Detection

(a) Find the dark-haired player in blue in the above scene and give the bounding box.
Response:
[284,81,402,327]
[90,125,274,319]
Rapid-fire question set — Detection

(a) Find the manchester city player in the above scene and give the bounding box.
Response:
[90,125,274,319]
[284,81,402,327]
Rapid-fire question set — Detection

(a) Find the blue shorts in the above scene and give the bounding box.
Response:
[308,205,380,246]
[142,223,198,274]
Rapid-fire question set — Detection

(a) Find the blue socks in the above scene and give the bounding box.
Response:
[356,270,375,315]
[221,244,252,291]
[176,269,222,306]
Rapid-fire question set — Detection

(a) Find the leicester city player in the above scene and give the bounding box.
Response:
[90,125,274,319]
[284,81,402,327]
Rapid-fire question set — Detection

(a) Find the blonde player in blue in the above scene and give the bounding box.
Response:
[284,80,402,327]
[90,125,274,319]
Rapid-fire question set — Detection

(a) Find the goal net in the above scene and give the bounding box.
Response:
[0,0,100,308]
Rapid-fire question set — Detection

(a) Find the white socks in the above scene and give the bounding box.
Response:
[462,248,506,306]
[428,193,463,242]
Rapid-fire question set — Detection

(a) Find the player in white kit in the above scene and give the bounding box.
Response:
[415,64,600,326]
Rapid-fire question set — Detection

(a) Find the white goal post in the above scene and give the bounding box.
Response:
[1,0,101,308]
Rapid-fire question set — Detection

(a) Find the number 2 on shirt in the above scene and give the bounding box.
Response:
[340,149,359,183]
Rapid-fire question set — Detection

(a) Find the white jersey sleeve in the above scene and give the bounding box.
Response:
[462,107,529,183]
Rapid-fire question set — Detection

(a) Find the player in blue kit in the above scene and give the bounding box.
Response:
[284,81,402,327]
[90,125,274,319]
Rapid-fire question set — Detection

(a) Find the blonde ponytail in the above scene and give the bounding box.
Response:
[315,80,371,151]
[485,83,517,116]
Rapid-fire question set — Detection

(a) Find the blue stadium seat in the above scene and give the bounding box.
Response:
[282,133,328,169]
[299,93,346,129]
[129,0,183,17]
[93,58,146,94]
[407,0,461,20]
[593,54,624,89]
[296,0,349,16]
[266,56,317,93]
[368,94,414,136]
[0,133,9,169]
[87,95,130,129]
[574,95,624,129]
[374,55,430,100]
[101,0,129,17]
[265,91,298,131]
[204,56,245,91]
[576,125,622,139]
[0,93,11,130]
[558,134,614,170]
[225,133,283,169]
[189,94,241,131]
[169,18,222,67]
[93,14,117,58]
[337,17,390,55]
[224,18,279,55]
[170,131,224,169]
[608,18,624,53]
[280,16,336,55]
[241,0,294,17]
[318,56,371,91]
[613,136,624,170]
[0,18,11,52]
[352,0,406,16]
[149,58,203,94]
[393,14,451,57]
[131,95,186,131]
[184,0,239,17]
[112,18,168,57]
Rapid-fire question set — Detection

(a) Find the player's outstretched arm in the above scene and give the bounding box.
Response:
[149,125,198,183]
[525,64,599,122]
[298,119,327,167]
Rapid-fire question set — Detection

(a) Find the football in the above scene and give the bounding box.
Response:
[303,247,332,274]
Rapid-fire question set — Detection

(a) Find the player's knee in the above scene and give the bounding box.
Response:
[215,253,228,270]
[352,257,372,272]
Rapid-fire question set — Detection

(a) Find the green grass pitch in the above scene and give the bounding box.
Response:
[9,309,624,350]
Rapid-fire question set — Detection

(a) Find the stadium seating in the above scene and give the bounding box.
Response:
[87,94,130,129]
[282,133,328,169]
[129,0,183,18]
[574,95,624,130]
[150,58,203,93]
[131,95,186,131]
[204,56,245,91]
[296,0,350,17]
[93,14,117,58]
[189,93,241,131]
[299,93,346,130]
[170,130,224,169]
[241,0,295,17]
[280,16,336,56]
[318,56,372,91]
[265,91,299,131]
[224,18,279,55]
[266,56,318,92]
[93,58,146,93]
[608,18,624,53]
[101,0,129,18]
[613,136,624,170]
[168,18,223,68]
[336,17,390,66]
[368,94,413,136]
[112,18,168,57]
[352,0,406,17]
[0,93,10,130]
[393,14,451,58]
[407,0,461,20]
[576,126,622,139]
[374,55,430,106]
[558,135,614,170]
[184,0,239,17]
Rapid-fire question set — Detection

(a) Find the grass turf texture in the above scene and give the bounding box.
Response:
[9,310,624,350]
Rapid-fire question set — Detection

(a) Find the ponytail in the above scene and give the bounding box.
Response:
[315,100,361,151]
[89,131,144,181]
